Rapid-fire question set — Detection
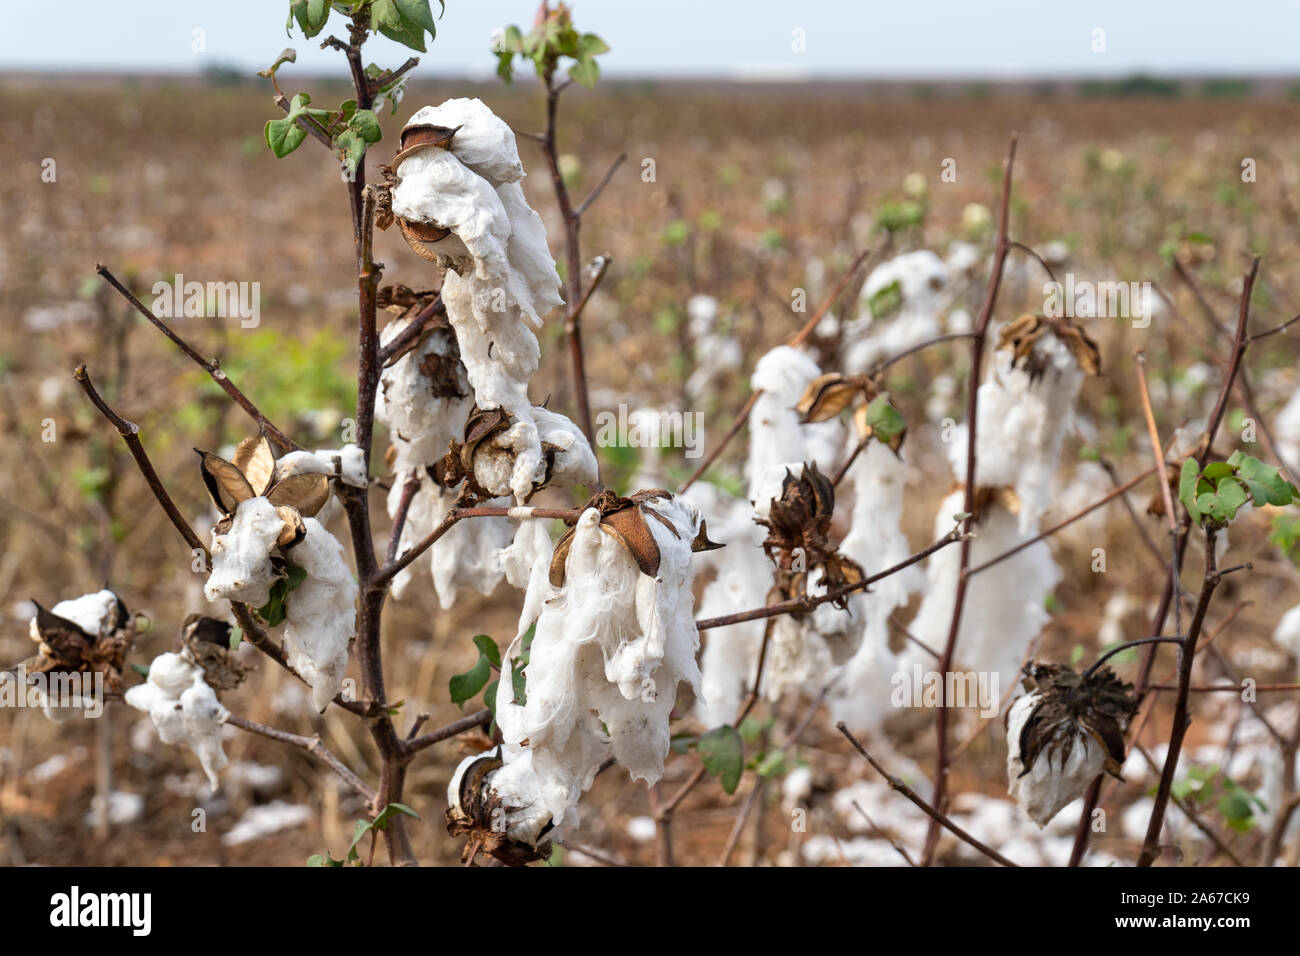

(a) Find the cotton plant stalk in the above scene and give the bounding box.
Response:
[447,494,707,863]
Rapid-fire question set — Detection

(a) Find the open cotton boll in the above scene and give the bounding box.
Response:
[489,499,703,842]
[375,320,473,473]
[747,347,841,500]
[274,444,367,489]
[469,406,597,499]
[829,441,921,731]
[46,589,120,637]
[842,251,951,374]
[948,336,1085,534]
[125,652,228,791]
[907,490,1060,689]
[1006,693,1104,827]
[280,519,356,712]
[1275,388,1300,470]
[204,498,286,608]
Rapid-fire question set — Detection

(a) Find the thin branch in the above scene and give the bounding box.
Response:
[922,132,1018,865]
[405,708,493,754]
[73,365,206,554]
[837,723,1018,867]
[575,153,627,217]
[224,712,376,803]
[696,528,963,631]
[94,265,301,452]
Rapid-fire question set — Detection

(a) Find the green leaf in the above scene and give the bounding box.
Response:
[258,47,298,78]
[130,662,150,677]
[484,678,499,719]
[289,0,332,39]
[754,749,786,778]
[371,0,427,51]
[335,129,366,175]
[449,653,491,707]
[348,108,382,143]
[568,56,600,88]
[472,634,501,668]
[228,625,243,651]
[578,33,610,57]
[1202,461,1234,481]
[1178,458,1202,524]
[372,802,420,831]
[284,563,308,591]
[865,394,906,445]
[395,0,436,35]
[697,725,744,794]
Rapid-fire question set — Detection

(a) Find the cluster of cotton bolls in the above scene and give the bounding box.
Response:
[381,97,598,612]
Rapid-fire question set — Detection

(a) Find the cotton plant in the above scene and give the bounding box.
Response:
[197,432,356,711]
[447,492,712,863]
[384,96,595,503]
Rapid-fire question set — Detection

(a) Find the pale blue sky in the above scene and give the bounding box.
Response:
[3,0,1298,79]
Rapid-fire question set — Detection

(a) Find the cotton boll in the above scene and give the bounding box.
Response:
[488,498,704,845]
[125,652,228,791]
[204,498,286,607]
[907,491,1060,688]
[405,99,524,186]
[950,337,1085,533]
[387,478,512,608]
[1006,692,1104,827]
[495,517,554,646]
[46,590,120,637]
[375,319,472,474]
[281,519,358,712]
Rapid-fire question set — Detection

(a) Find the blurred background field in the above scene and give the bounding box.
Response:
[4,72,1300,865]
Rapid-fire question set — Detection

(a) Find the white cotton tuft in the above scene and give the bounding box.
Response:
[950,336,1085,533]
[482,497,704,845]
[375,318,472,474]
[1274,602,1300,664]
[386,478,513,609]
[405,99,524,186]
[842,250,951,374]
[907,490,1060,689]
[747,347,840,500]
[494,517,554,645]
[829,440,921,731]
[274,444,368,488]
[1006,692,1104,827]
[204,498,286,607]
[46,589,120,637]
[125,652,228,791]
[282,519,357,712]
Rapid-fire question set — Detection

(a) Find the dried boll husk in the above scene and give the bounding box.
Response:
[1006,661,1138,826]
[180,614,247,692]
[445,749,554,867]
[997,312,1101,379]
[196,432,330,549]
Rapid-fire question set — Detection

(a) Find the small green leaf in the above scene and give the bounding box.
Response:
[698,725,744,794]
[258,47,297,78]
[865,394,906,444]
[472,634,501,668]
[348,108,382,143]
[228,625,243,651]
[568,56,600,88]
[449,653,491,707]
[1202,461,1234,481]
[1178,458,1202,524]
